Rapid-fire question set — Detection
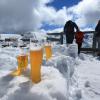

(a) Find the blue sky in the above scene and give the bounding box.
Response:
[47,0,80,10]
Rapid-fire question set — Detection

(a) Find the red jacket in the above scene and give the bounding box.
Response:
[75,31,84,44]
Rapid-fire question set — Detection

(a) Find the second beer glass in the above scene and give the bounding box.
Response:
[45,42,52,61]
[30,40,43,83]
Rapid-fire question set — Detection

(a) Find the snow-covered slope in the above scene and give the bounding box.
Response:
[77,54,100,100]
[0,43,100,100]
[0,67,67,100]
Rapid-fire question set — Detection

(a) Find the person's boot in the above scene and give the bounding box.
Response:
[97,52,100,56]
[96,52,100,60]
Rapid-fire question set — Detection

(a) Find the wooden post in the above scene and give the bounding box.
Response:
[92,32,97,55]
[60,33,63,44]
[92,32,96,49]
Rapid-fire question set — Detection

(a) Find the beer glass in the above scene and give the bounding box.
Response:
[11,54,28,76]
[17,55,28,71]
[45,42,52,61]
[11,45,28,76]
[30,40,43,83]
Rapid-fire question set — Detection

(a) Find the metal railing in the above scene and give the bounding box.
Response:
[47,31,100,52]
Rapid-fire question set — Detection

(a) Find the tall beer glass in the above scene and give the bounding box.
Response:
[30,46,43,83]
[45,43,52,61]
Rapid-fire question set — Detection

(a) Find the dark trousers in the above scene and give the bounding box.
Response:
[66,34,74,44]
[77,43,82,54]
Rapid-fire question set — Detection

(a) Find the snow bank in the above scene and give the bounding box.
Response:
[45,55,75,78]
[45,44,80,100]
[0,47,29,70]
[2,43,100,100]
[52,44,68,56]
[0,48,17,70]
[67,43,78,58]
[46,43,79,79]
[52,43,78,58]
[0,67,67,100]
[75,54,100,100]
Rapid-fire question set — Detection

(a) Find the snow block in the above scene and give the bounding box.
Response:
[46,55,75,78]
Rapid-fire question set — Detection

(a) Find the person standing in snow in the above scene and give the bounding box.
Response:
[64,20,80,46]
[75,31,84,54]
[95,20,100,56]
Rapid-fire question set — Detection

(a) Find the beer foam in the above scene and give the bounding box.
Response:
[45,43,51,46]
[19,48,26,55]
[30,46,42,51]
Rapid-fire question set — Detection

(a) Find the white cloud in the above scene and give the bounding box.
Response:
[0,0,71,32]
[51,7,72,25]
[68,0,100,28]
[0,0,99,32]
[0,0,54,32]
[36,6,72,26]
[46,27,63,33]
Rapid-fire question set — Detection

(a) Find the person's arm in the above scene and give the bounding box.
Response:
[64,22,67,33]
[73,22,79,32]
[95,23,99,32]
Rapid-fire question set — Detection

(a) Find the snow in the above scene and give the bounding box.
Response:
[0,34,21,40]
[76,55,100,100]
[0,67,67,100]
[45,55,75,78]
[0,42,100,100]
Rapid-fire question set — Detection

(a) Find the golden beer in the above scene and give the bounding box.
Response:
[17,55,28,70]
[24,55,28,70]
[30,48,43,83]
[11,55,28,76]
[45,45,52,61]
